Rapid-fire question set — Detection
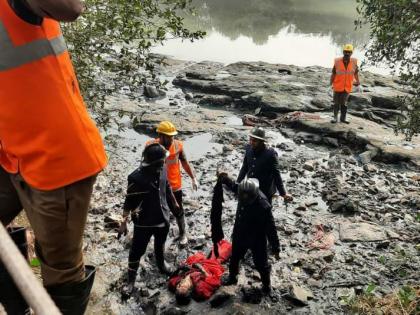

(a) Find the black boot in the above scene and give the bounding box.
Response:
[0,227,30,315]
[46,265,96,315]
[175,214,188,246]
[340,105,349,124]
[155,242,174,276]
[221,273,238,286]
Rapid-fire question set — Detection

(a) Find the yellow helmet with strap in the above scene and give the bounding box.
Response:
[156,121,178,136]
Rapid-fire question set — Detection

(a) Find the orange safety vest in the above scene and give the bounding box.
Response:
[0,1,107,190]
[146,138,183,191]
[333,57,357,93]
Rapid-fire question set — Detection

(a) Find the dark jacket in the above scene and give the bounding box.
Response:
[123,167,174,226]
[237,144,286,198]
[223,177,280,253]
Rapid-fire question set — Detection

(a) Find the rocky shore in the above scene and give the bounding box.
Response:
[84,57,419,314]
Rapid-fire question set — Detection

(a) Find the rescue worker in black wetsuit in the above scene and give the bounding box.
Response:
[118,143,180,296]
[237,127,293,205]
[219,176,280,294]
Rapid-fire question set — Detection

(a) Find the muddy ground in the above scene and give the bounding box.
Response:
[84,58,419,315]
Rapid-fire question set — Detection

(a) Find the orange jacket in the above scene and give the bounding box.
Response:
[333,57,357,93]
[0,1,107,190]
[146,139,183,191]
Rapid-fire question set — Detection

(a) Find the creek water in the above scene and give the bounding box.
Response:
[153,0,390,74]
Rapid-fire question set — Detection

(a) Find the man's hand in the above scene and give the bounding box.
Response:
[282,194,293,202]
[26,0,83,22]
[192,178,198,191]
[117,218,128,240]
[353,81,360,86]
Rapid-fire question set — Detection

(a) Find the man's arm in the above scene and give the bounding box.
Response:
[354,65,360,86]
[330,66,336,86]
[237,150,248,183]
[179,149,198,190]
[122,181,145,218]
[271,151,286,197]
[25,0,83,21]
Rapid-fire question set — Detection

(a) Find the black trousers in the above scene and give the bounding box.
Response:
[229,238,270,277]
[333,91,349,121]
[128,225,169,282]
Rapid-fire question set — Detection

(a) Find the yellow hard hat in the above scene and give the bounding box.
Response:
[343,44,354,52]
[156,121,178,136]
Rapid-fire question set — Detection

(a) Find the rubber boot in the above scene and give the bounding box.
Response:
[340,105,349,124]
[0,227,30,315]
[46,265,96,315]
[155,242,174,276]
[221,273,238,286]
[176,214,188,246]
[330,113,338,123]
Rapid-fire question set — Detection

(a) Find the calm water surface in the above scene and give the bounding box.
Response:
[153,0,389,74]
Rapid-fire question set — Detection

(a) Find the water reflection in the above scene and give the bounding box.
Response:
[190,0,367,46]
[152,0,380,71]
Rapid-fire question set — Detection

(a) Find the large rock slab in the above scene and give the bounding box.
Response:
[287,113,420,166]
[340,222,389,242]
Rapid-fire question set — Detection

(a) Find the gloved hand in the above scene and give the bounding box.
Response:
[192,178,198,191]
[117,219,128,240]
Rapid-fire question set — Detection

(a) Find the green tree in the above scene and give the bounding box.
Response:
[62,0,205,128]
[356,0,419,140]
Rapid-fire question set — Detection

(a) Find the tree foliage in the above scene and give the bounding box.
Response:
[62,0,205,128]
[356,0,420,140]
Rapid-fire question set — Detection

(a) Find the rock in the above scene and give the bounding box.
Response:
[296,204,307,211]
[277,142,293,152]
[305,200,319,207]
[323,137,339,147]
[287,283,314,306]
[336,288,356,305]
[198,95,233,107]
[210,286,236,308]
[103,215,120,230]
[143,85,160,98]
[363,163,378,172]
[330,198,358,214]
[359,148,379,165]
[241,286,263,304]
[303,160,316,171]
[185,92,194,100]
[307,279,322,288]
[161,307,188,315]
[339,222,388,242]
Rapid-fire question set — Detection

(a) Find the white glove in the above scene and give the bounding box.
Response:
[192,178,198,191]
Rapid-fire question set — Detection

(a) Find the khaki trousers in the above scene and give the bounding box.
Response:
[0,166,96,286]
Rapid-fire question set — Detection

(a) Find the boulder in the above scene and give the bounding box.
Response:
[287,284,314,306]
[143,85,160,98]
[339,222,389,242]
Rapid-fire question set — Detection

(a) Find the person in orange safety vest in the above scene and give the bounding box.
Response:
[0,1,107,314]
[330,44,361,124]
[146,121,198,246]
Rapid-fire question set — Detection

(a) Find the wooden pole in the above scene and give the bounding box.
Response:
[0,224,61,315]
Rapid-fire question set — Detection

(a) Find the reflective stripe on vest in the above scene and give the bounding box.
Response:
[0,21,67,72]
[166,141,179,165]
[333,57,357,93]
[0,2,107,190]
[146,138,182,190]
